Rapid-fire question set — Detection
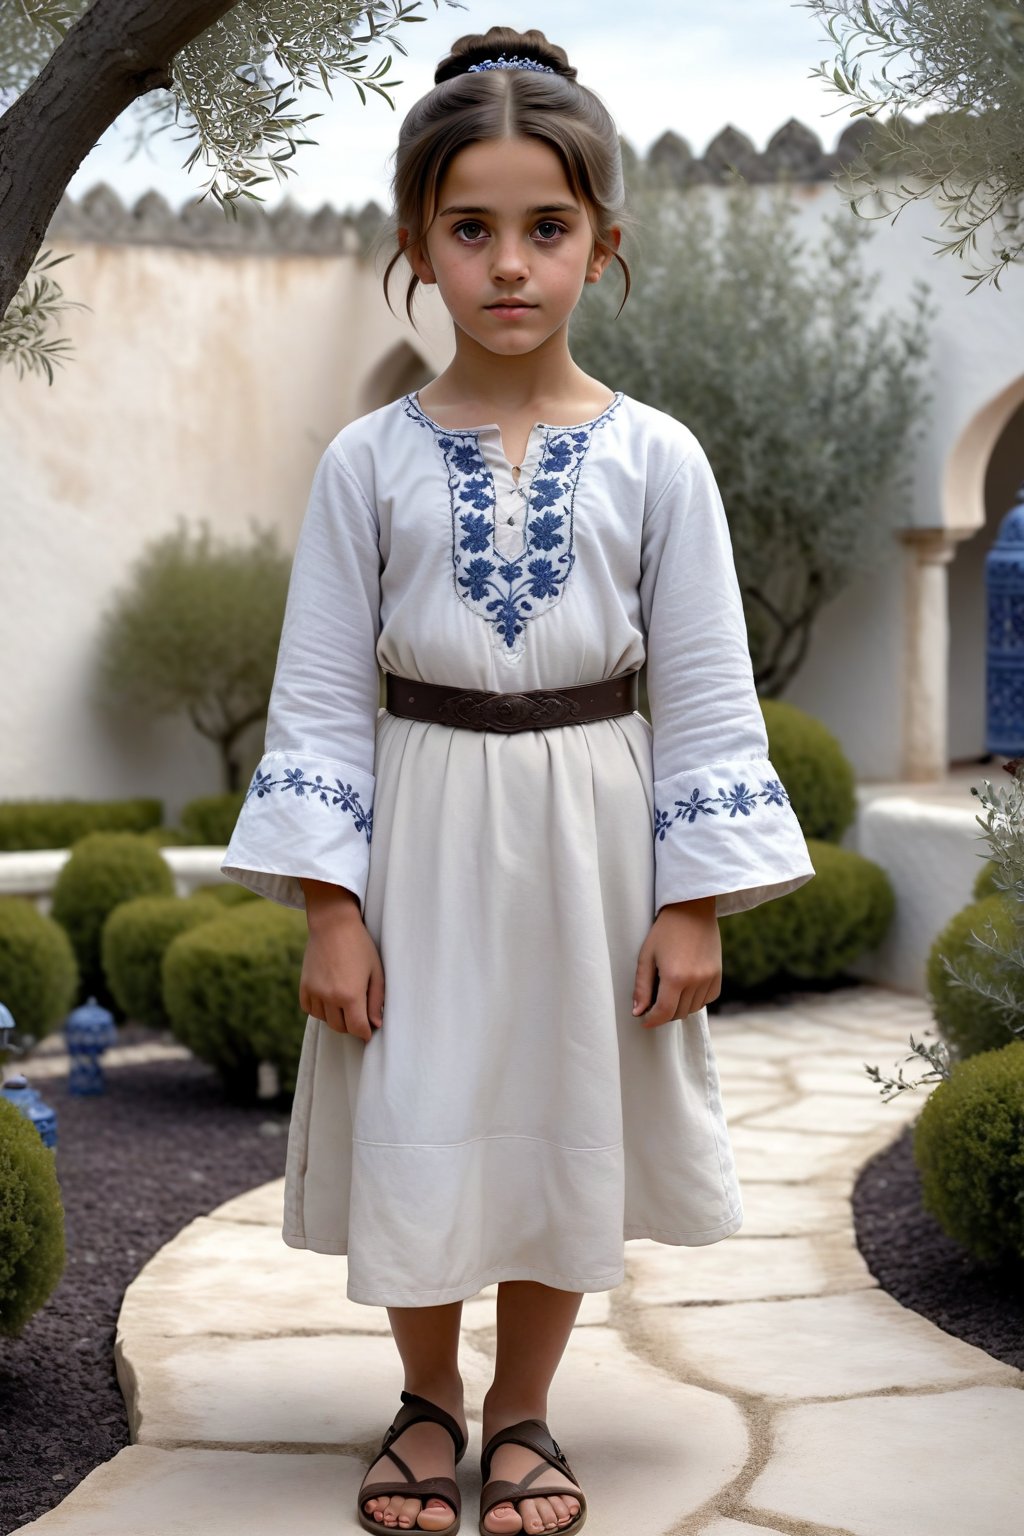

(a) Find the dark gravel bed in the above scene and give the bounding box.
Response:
[0,1028,291,1536]
[852,1117,1024,1371]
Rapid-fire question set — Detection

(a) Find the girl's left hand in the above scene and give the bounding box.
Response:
[632,894,722,1029]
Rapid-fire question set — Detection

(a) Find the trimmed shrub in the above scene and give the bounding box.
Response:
[194,882,260,907]
[51,833,174,1011]
[0,899,78,1043]
[0,1097,66,1336]
[0,798,162,851]
[102,895,221,1030]
[163,903,308,1103]
[720,838,894,997]
[139,826,192,848]
[760,699,856,843]
[972,860,1003,901]
[927,893,1020,1060]
[180,793,245,845]
[913,1039,1024,1265]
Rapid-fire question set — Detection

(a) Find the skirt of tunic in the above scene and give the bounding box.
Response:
[281,704,745,1307]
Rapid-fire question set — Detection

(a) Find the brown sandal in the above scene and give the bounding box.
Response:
[358,1389,467,1534]
[478,1418,587,1536]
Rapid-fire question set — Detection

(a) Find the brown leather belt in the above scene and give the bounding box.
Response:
[385,670,640,733]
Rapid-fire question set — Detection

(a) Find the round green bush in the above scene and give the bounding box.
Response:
[51,833,175,1012]
[927,893,1019,1060]
[760,699,857,843]
[719,838,894,997]
[0,1097,66,1336]
[101,895,222,1029]
[972,860,1003,901]
[193,882,260,907]
[0,898,78,1042]
[139,826,192,848]
[0,797,163,851]
[163,903,308,1102]
[913,1039,1024,1265]
[180,793,245,845]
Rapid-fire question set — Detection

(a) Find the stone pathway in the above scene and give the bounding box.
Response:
[14,984,1024,1536]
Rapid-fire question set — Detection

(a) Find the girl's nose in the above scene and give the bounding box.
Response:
[490,239,529,282]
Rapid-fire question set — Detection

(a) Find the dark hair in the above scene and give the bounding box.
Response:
[382,25,631,321]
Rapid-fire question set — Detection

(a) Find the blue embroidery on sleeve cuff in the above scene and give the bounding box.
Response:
[245,767,373,841]
[655,778,790,839]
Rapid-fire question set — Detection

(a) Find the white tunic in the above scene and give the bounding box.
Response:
[222,391,815,1306]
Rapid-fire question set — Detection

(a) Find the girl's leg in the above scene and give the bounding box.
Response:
[481,1281,585,1535]
[360,1301,468,1531]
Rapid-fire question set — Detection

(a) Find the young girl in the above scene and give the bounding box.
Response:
[222,25,815,1536]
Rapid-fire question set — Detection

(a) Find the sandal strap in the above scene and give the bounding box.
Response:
[480,1477,587,1522]
[383,1389,468,1463]
[361,1473,460,1517]
[480,1418,577,1486]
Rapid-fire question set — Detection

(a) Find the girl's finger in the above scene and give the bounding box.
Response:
[367,966,385,1029]
[308,994,325,1024]
[632,953,657,1015]
[324,1000,347,1035]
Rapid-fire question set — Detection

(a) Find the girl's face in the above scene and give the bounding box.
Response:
[401,135,619,357]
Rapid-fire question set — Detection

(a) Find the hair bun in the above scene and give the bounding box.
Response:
[435,26,576,85]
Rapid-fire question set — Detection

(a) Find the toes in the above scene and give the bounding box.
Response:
[395,1495,421,1528]
[417,1499,456,1531]
[483,1500,523,1533]
[546,1495,575,1527]
[519,1497,557,1533]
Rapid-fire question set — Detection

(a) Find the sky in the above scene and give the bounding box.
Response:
[65,0,864,216]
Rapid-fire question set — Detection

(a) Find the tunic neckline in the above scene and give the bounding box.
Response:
[403,390,624,435]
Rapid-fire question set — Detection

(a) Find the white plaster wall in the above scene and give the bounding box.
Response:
[0,241,451,822]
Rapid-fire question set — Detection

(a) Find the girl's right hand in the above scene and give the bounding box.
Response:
[298,880,384,1042]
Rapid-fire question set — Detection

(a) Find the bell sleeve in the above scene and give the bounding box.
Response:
[220,440,381,913]
[640,437,816,918]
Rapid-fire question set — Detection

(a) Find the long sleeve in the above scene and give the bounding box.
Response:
[640,436,815,918]
[220,440,382,912]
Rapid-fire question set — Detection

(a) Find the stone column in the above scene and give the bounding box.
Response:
[898,530,959,781]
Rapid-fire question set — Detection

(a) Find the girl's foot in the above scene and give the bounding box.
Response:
[480,1408,583,1535]
[360,1394,469,1531]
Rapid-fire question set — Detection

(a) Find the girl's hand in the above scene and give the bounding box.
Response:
[632,894,722,1029]
[298,879,384,1043]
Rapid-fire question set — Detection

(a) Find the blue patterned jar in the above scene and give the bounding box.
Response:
[986,489,1024,755]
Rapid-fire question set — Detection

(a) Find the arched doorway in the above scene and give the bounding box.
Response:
[359,341,433,415]
[947,378,1024,763]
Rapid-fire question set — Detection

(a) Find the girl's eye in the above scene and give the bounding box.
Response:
[453,221,487,243]
[534,221,566,242]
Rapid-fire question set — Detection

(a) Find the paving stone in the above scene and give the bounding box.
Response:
[118,1217,396,1337]
[626,1230,874,1305]
[702,1522,788,1536]
[708,1030,805,1060]
[727,1180,851,1237]
[742,1091,915,1135]
[12,1445,367,1535]
[653,1289,1017,1400]
[462,1284,611,1329]
[121,1331,495,1446]
[208,1179,286,1226]
[715,1058,791,1084]
[746,1386,1024,1536]
[719,1088,794,1119]
[727,1124,885,1181]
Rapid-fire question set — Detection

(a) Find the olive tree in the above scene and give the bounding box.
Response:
[96,522,290,790]
[801,0,1024,290]
[571,180,933,696]
[0,0,452,379]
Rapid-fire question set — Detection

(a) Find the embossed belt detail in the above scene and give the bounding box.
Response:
[384,670,640,733]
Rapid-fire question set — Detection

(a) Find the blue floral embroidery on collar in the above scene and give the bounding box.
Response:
[654,778,791,840]
[402,394,622,660]
[244,765,372,841]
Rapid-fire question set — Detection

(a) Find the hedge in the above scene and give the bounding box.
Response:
[0,798,163,851]
[927,893,1021,1060]
[913,1039,1024,1265]
[719,838,894,997]
[102,895,222,1030]
[163,902,308,1103]
[51,833,174,1011]
[180,793,245,846]
[760,699,856,844]
[0,899,78,1042]
[0,1098,66,1336]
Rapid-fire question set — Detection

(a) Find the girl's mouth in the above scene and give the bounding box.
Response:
[486,302,536,316]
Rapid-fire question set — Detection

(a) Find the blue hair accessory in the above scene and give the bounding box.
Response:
[466,54,557,74]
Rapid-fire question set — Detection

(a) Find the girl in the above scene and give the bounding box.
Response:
[222,25,815,1536]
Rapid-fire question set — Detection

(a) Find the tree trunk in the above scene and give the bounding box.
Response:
[0,0,239,317]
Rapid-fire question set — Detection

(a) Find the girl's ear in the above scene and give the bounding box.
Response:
[399,227,436,286]
[585,224,621,286]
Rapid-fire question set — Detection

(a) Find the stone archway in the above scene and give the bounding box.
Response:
[946,376,1024,763]
[359,341,433,415]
